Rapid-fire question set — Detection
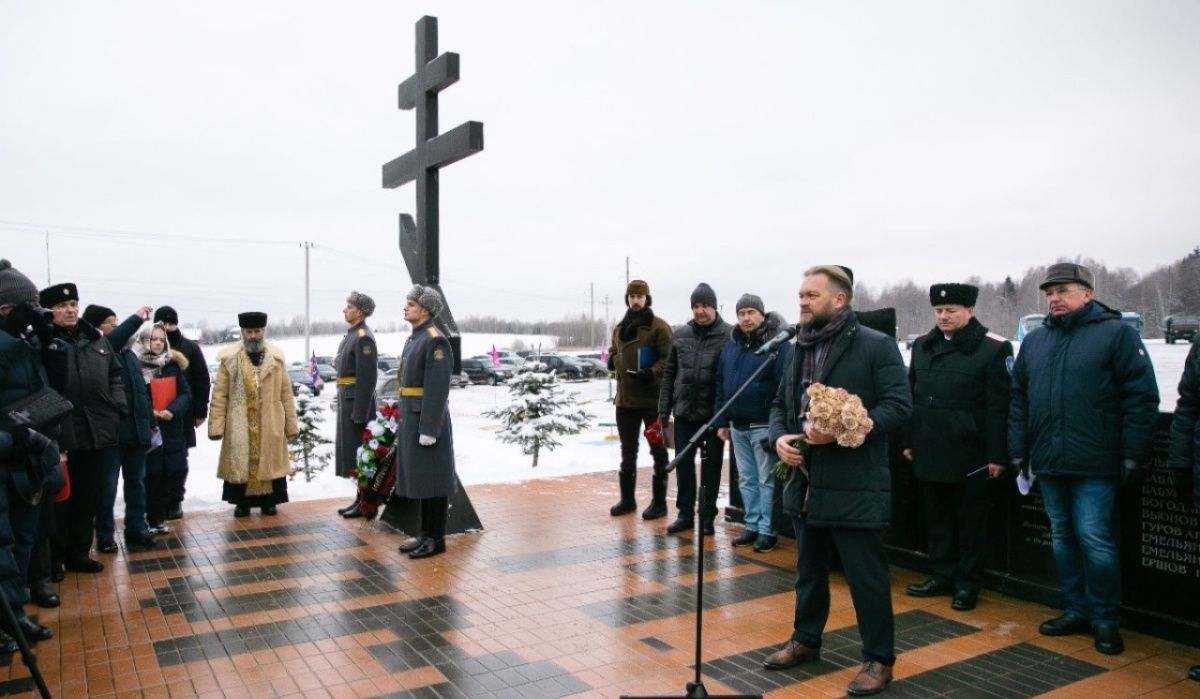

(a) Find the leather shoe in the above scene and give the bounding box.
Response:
[1039,612,1091,636]
[847,660,893,696]
[17,617,52,642]
[50,563,65,583]
[951,590,978,611]
[906,579,954,597]
[408,538,445,559]
[337,497,360,515]
[341,502,363,519]
[398,536,426,553]
[1189,665,1200,681]
[125,530,160,550]
[1093,622,1125,655]
[666,517,694,534]
[0,630,17,654]
[753,535,778,553]
[233,505,250,518]
[732,530,758,547]
[763,639,820,670]
[641,501,667,520]
[164,505,183,520]
[97,539,118,554]
[31,584,59,608]
[700,520,715,536]
[65,557,104,574]
[261,505,278,516]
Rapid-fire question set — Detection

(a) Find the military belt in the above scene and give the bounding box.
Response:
[399,387,424,397]
[336,377,356,386]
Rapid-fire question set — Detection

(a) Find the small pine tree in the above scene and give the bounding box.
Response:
[484,360,590,467]
[288,394,333,482]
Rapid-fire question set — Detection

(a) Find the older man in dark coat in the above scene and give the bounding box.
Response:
[1168,339,1200,680]
[764,265,911,697]
[335,291,378,518]
[902,283,1011,612]
[393,285,455,559]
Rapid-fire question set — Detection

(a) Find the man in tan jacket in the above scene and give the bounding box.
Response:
[208,312,298,517]
[607,280,673,518]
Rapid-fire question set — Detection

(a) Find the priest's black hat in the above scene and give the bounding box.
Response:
[238,311,268,329]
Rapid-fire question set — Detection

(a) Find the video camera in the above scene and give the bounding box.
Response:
[0,300,55,348]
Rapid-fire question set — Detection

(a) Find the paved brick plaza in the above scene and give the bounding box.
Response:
[1,467,1196,698]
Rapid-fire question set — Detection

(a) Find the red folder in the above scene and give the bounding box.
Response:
[150,377,177,412]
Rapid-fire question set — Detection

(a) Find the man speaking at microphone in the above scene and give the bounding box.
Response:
[764,265,910,697]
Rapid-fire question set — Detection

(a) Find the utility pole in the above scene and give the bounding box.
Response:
[625,256,630,285]
[44,231,51,285]
[589,283,595,348]
[602,294,612,345]
[301,241,313,361]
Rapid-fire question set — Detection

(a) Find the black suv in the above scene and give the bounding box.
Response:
[461,358,513,385]
[531,354,589,380]
[288,368,323,396]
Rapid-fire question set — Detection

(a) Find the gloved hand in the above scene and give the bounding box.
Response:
[1011,457,1028,481]
[1120,458,1146,487]
[635,368,654,383]
[418,434,437,447]
[1170,469,1194,503]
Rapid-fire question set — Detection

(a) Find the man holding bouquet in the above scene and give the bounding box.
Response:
[764,265,911,697]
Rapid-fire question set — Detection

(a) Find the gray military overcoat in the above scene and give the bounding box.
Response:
[392,319,456,499]
[335,321,378,478]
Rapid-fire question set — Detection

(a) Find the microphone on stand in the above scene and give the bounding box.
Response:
[755,324,798,355]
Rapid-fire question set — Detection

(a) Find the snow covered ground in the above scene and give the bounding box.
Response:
[119,332,1194,516]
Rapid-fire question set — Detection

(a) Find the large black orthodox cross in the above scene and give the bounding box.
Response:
[382,15,484,369]
[380,15,484,537]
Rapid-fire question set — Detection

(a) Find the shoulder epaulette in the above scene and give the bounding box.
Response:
[986,332,1010,343]
[427,327,440,338]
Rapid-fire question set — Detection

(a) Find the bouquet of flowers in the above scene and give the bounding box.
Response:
[771,383,874,479]
[355,400,400,519]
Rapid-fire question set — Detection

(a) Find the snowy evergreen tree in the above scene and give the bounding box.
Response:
[288,394,333,482]
[485,360,591,467]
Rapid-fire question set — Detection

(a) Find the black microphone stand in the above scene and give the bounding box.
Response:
[0,585,52,698]
[623,347,783,699]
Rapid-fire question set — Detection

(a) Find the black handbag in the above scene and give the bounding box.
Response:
[1,386,74,430]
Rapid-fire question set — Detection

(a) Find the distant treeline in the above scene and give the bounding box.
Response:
[858,246,1200,340]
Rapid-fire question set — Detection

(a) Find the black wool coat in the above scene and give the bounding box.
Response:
[166,329,210,448]
[52,320,126,451]
[905,318,1012,483]
[1169,340,1200,506]
[768,315,912,528]
[658,315,732,422]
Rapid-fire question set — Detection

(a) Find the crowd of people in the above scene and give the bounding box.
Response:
[606,263,1199,695]
[1,255,1199,694]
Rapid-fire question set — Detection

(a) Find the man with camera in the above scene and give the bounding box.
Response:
[0,259,65,646]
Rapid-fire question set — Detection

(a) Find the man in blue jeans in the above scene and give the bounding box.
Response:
[714,294,792,552]
[1009,262,1159,656]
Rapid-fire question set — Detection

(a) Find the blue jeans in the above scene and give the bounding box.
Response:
[731,426,774,536]
[1038,475,1120,623]
[96,443,149,542]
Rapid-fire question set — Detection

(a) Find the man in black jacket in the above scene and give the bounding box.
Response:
[1009,263,1159,656]
[764,265,911,697]
[658,283,731,536]
[902,283,1011,612]
[40,282,126,574]
[154,305,209,521]
[1168,338,1199,680]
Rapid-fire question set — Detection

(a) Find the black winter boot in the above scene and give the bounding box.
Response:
[641,473,668,520]
[610,472,637,516]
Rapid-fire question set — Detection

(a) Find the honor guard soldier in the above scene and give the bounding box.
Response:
[394,285,457,559]
[335,291,379,518]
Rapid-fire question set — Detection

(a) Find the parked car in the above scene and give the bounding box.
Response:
[376,369,400,407]
[288,367,323,396]
[461,357,513,385]
[377,354,399,372]
[1164,315,1199,344]
[905,333,921,350]
[451,372,471,389]
[576,356,610,377]
[530,354,588,380]
[315,363,337,382]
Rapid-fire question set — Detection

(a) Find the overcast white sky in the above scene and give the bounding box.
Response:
[2,1,1198,331]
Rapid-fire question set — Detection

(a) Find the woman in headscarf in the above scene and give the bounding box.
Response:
[135,323,191,535]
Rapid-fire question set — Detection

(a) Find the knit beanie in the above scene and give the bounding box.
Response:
[690,282,717,309]
[0,260,38,306]
[82,304,117,328]
[735,293,765,316]
[154,305,179,325]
